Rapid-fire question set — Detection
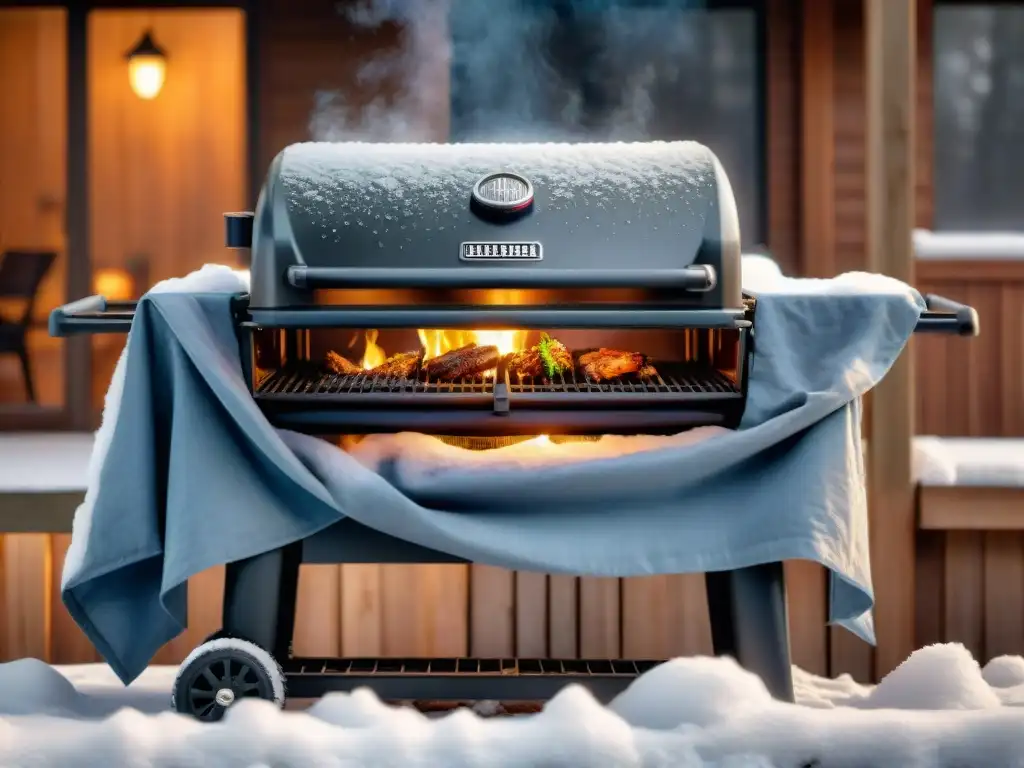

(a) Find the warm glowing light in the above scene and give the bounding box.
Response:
[415,291,529,365]
[92,268,135,301]
[126,31,167,100]
[416,329,529,360]
[361,329,387,369]
[533,434,551,445]
[129,56,166,99]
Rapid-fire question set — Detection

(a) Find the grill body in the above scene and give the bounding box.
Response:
[241,140,752,435]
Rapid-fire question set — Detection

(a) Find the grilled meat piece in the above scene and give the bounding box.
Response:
[578,348,658,382]
[422,343,501,380]
[369,350,423,379]
[325,351,363,376]
[508,336,573,379]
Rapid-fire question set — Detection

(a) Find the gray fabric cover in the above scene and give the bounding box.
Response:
[62,281,924,685]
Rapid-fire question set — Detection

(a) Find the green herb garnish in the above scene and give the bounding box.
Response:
[537,332,566,378]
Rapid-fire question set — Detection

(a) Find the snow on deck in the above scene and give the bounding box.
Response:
[914,229,1024,260]
[0,643,1022,766]
[0,433,93,493]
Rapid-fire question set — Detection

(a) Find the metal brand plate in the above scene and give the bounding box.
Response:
[460,242,543,261]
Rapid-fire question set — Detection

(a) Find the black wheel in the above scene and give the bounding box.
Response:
[171,637,286,721]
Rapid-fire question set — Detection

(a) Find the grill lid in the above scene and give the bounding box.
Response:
[251,141,741,308]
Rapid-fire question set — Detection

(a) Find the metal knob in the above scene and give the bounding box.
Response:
[224,212,254,249]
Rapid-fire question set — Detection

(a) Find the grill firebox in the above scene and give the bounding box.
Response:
[246,321,751,434]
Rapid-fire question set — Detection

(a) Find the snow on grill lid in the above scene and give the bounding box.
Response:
[270,141,730,274]
[280,141,715,203]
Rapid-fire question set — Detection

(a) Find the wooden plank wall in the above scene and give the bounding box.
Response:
[0,7,246,423]
[86,8,247,406]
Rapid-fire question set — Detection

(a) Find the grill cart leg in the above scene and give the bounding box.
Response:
[704,561,795,702]
[222,541,303,661]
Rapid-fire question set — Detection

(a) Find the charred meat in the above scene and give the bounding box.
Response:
[578,348,658,382]
[324,351,363,377]
[422,343,501,380]
[507,333,572,379]
[369,350,423,379]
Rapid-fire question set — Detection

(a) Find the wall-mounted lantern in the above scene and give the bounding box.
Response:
[92,267,136,301]
[125,30,167,100]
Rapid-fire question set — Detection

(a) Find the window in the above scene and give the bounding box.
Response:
[448,0,765,247]
[933,2,1024,231]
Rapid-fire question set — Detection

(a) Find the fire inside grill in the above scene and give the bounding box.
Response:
[250,324,748,439]
[254,326,742,401]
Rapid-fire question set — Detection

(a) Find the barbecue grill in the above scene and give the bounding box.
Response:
[51,141,979,721]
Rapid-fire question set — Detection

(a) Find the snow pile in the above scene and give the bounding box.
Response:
[739,253,913,298]
[912,436,1024,487]
[745,270,914,298]
[0,644,1023,766]
[740,252,784,291]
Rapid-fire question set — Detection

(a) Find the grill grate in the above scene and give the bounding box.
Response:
[508,365,738,395]
[286,657,664,677]
[257,361,739,398]
[257,364,493,396]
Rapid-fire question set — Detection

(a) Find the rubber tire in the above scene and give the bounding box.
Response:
[171,636,286,722]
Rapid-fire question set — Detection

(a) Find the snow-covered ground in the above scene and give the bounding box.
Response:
[0,644,1022,767]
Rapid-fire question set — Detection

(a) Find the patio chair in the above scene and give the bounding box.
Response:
[0,250,57,402]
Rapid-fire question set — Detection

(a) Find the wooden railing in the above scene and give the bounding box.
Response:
[913,257,1024,668]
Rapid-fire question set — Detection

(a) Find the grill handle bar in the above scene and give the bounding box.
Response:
[916,293,979,337]
[286,265,717,292]
[49,295,137,337]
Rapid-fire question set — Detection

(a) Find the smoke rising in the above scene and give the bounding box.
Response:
[309,0,724,143]
[307,0,760,243]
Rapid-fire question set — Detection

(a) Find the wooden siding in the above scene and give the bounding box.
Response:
[86,8,247,408]
[915,259,1024,438]
[765,0,801,273]
[256,0,450,174]
[0,9,67,413]
[830,0,934,277]
[914,257,1024,665]
[0,8,246,424]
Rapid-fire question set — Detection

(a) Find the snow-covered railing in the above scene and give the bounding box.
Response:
[0,433,88,533]
[914,229,1024,260]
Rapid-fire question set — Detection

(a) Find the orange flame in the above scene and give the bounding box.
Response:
[358,328,529,371]
[361,329,387,369]
[416,328,528,360]
[360,294,531,372]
